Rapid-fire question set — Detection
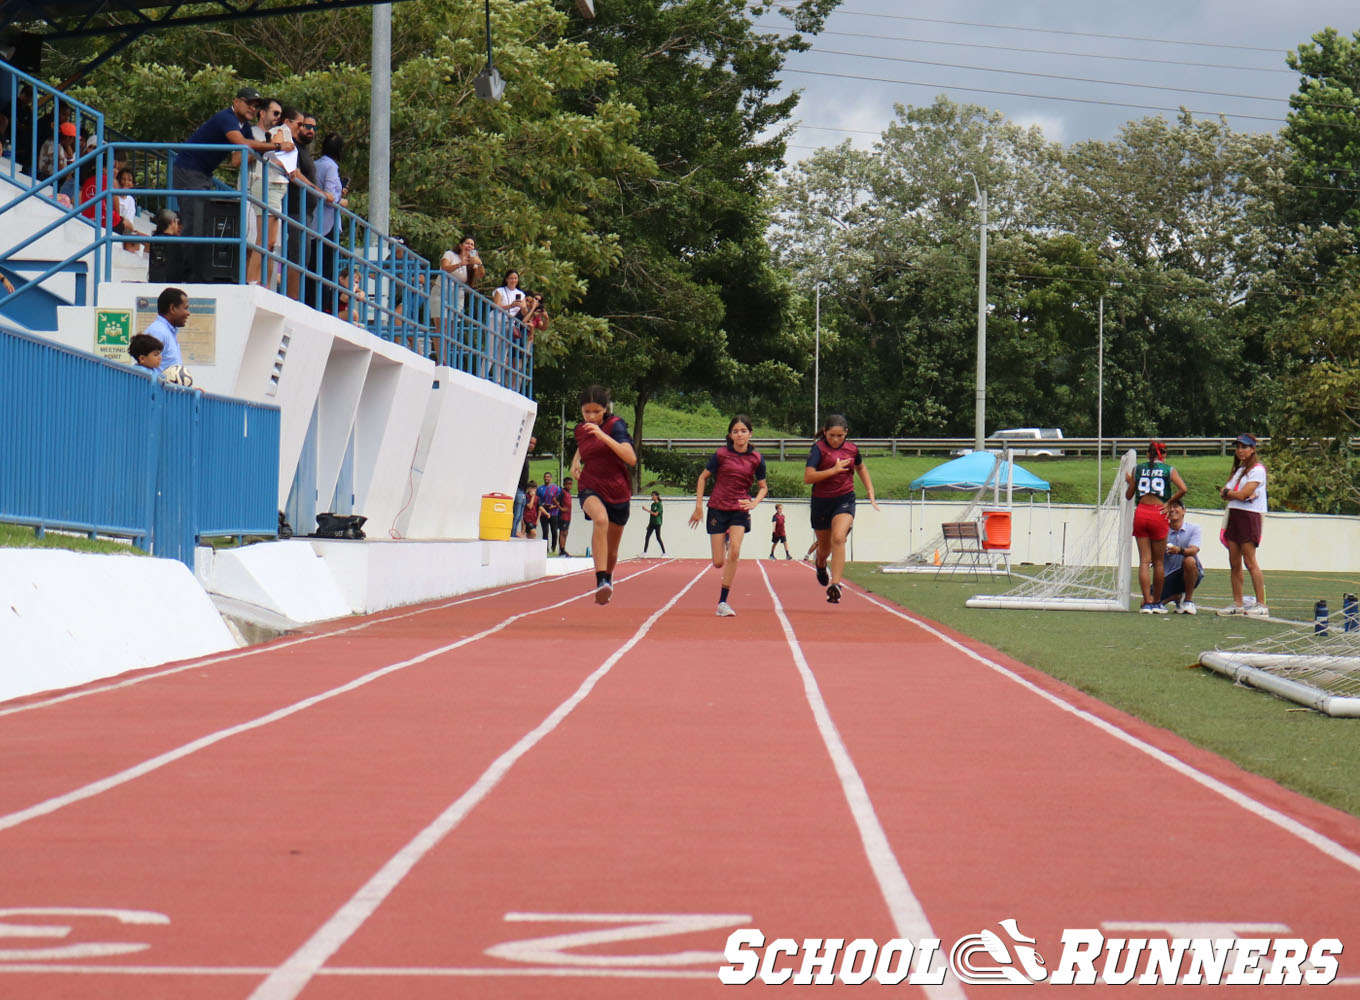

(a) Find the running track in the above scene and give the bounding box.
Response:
[2,559,1359,998]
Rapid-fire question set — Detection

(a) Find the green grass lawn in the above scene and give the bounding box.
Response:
[0,522,146,556]
[844,563,1360,819]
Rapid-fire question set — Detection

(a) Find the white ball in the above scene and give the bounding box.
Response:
[163,365,194,387]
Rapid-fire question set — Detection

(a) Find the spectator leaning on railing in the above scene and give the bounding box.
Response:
[174,87,292,278]
[145,286,190,376]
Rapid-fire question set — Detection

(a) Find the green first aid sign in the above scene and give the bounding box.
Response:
[95,309,132,363]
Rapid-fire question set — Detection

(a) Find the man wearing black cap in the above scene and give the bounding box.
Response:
[173,87,294,280]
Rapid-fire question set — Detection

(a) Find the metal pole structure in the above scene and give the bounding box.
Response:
[814,284,821,434]
[974,186,988,454]
[1097,294,1104,500]
[559,398,565,484]
[368,4,392,234]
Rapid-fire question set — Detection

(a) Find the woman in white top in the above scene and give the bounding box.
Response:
[262,110,299,286]
[490,270,525,382]
[1216,433,1268,617]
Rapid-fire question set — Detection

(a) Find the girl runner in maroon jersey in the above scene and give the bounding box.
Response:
[569,385,636,605]
[804,414,879,603]
[689,415,768,617]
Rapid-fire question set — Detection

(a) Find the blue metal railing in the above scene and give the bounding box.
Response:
[1,78,534,397]
[0,323,280,567]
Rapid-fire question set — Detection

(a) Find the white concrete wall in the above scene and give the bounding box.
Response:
[197,537,549,620]
[0,549,238,703]
[594,497,1360,574]
[48,284,536,544]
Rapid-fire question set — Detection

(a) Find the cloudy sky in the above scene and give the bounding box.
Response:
[766,1,1359,153]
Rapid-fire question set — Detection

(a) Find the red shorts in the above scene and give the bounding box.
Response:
[1132,502,1169,540]
[1223,507,1263,547]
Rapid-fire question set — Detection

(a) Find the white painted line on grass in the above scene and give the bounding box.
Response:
[758,563,967,1000]
[852,586,1360,878]
[0,562,668,835]
[248,566,709,1000]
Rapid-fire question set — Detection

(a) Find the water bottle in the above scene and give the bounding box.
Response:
[1314,599,1328,635]
[1344,593,1358,633]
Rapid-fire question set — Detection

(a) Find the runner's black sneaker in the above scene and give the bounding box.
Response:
[816,563,829,586]
[826,582,841,604]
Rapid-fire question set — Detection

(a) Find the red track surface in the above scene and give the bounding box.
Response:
[2,559,1359,998]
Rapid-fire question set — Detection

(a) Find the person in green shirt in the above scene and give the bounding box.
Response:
[642,491,665,556]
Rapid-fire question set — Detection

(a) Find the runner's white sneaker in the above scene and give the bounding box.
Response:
[1216,604,1244,616]
[1150,603,1169,615]
[716,602,736,617]
[594,581,613,605]
[1179,601,1197,615]
[1245,604,1270,618]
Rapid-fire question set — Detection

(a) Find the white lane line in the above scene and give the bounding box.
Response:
[248,566,709,1000]
[850,586,1360,877]
[757,563,967,1000]
[0,566,598,719]
[0,562,666,835]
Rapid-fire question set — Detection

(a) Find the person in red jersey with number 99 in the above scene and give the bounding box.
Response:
[804,414,878,604]
[570,385,636,605]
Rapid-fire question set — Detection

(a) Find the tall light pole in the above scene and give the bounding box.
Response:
[964,173,988,453]
[369,4,391,233]
[814,284,821,434]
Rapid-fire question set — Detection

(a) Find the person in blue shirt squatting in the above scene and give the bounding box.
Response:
[570,385,636,605]
[145,287,190,376]
[689,415,768,618]
[1160,498,1203,615]
[804,414,878,604]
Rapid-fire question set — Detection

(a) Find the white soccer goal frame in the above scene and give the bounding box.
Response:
[965,449,1137,612]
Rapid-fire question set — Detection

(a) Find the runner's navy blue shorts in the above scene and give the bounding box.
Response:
[810,492,855,532]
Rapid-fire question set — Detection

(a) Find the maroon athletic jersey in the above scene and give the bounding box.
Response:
[704,445,767,510]
[806,439,861,498]
[574,415,633,505]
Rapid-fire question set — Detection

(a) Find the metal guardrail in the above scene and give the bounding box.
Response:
[637,436,1316,459]
[0,323,279,568]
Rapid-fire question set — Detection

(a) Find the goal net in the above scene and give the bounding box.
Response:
[881,451,1004,573]
[1199,623,1360,718]
[965,449,1137,611]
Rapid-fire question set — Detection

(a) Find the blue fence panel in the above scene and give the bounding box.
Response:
[0,324,280,567]
[196,394,280,537]
[0,326,156,544]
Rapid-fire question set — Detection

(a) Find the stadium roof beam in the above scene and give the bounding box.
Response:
[0,0,418,86]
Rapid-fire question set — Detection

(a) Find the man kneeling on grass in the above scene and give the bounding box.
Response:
[1160,499,1203,615]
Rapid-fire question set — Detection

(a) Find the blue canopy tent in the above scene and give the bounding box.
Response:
[901,451,1053,568]
[909,451,1051,493]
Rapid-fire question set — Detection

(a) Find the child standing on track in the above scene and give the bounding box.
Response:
[689,415,768,617]
[642,491,666,555]
[770,503,792,559]
[557,476,573,557]
[804,414,878,604]
[570,385,636,605]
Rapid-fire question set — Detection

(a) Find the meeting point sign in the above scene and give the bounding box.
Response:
[719,920,1342,987]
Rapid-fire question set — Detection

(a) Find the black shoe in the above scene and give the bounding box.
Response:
[816,564,829,586]
[826,582,841,604]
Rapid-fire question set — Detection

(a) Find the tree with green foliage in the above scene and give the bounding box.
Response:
[68,0,657,365]
[1265,261,1360,514]
[1282,27,1360,230]
[552,0,839,461]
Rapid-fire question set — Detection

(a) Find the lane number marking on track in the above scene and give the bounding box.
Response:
[0,908,168,961]
[486,912,752,968]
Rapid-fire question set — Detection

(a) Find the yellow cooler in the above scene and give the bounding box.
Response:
[479,493,514,541]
